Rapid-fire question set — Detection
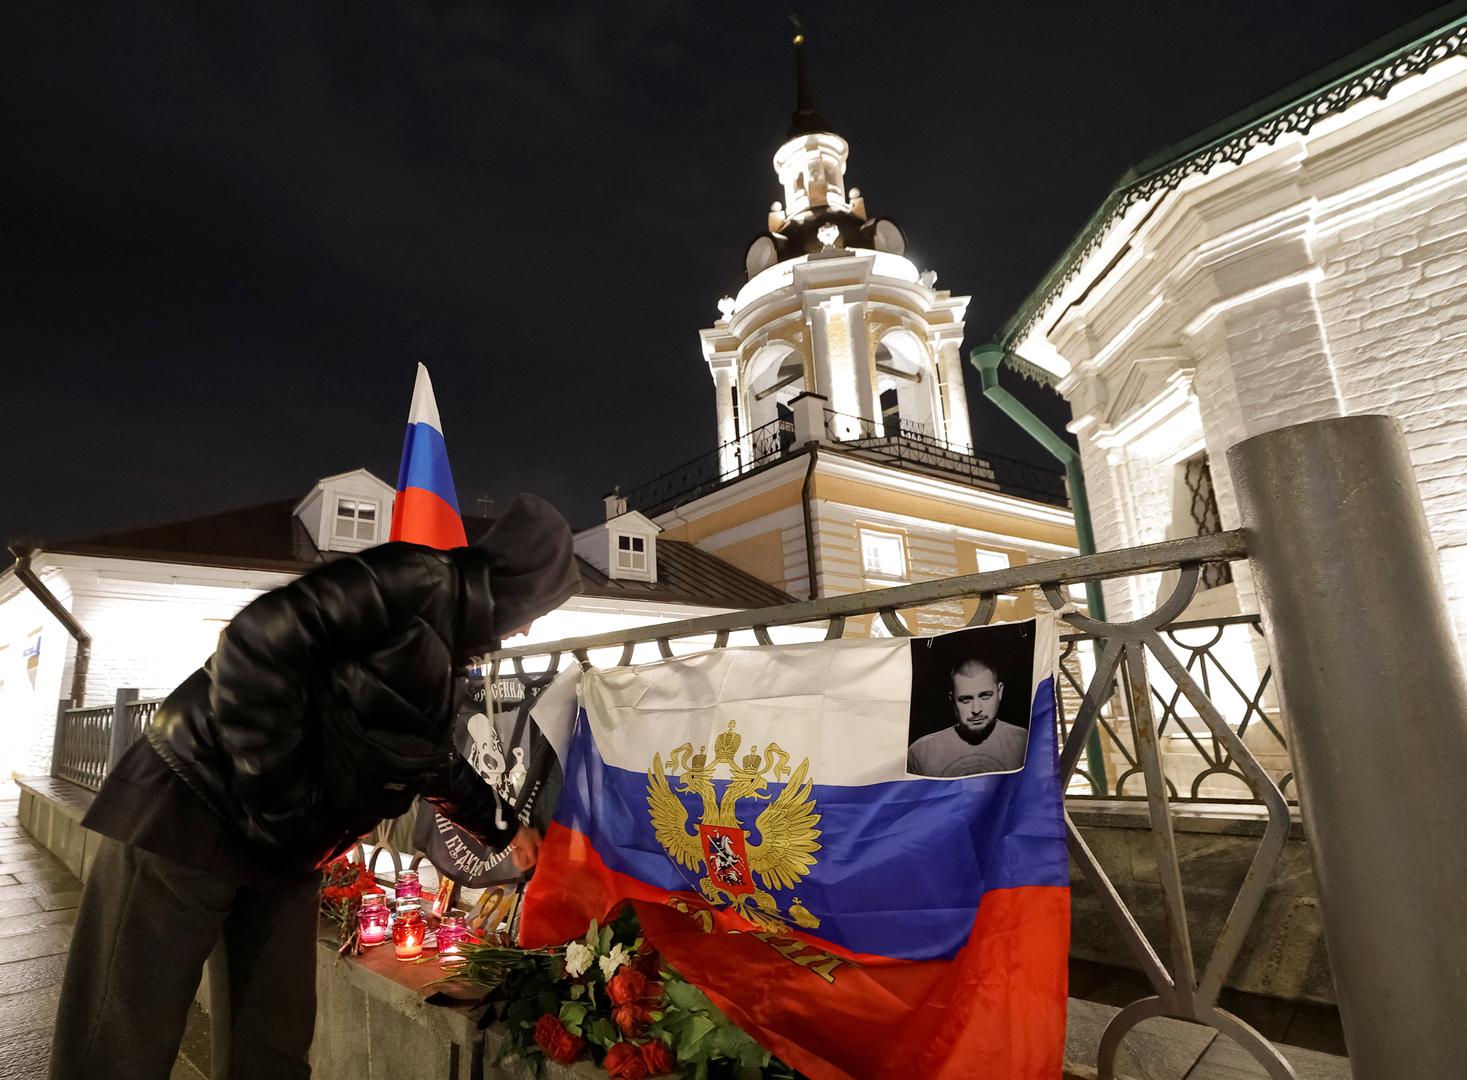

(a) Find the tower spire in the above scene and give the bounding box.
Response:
[786,17,833,139]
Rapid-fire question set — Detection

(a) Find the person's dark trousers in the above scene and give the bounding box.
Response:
[49,836,321,1080]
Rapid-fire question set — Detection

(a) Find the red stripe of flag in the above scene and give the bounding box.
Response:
[390,485,467,549]
[523,820,1069,1079]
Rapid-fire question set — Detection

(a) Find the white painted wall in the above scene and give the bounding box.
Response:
[0,571,71,779]
[1022,57,1467,653]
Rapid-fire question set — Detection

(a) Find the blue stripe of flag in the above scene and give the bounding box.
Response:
[395,422,460,511]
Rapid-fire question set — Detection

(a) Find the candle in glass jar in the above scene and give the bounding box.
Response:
[436,910,469,966]
[357,890,389,947]
[392,899,426,961]
[394,869,422,902]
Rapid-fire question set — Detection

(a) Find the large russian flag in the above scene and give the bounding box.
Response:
[520,619,1069,1079]
[389,362,467,549]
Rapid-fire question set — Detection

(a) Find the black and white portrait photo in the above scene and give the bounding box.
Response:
[906,621,1036,778]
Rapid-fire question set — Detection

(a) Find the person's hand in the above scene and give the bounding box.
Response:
[509,824,541,871]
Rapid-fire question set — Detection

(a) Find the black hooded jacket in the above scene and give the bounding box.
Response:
[145,543,519,872]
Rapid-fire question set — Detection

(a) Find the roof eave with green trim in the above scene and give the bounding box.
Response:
[997,2,1467,374]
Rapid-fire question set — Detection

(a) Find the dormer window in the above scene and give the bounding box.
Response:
[335,498,378,542]
[294,470,396,556]
[616,534,647,573]
[573,506,659,583]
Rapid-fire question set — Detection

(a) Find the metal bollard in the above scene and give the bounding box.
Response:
[1229,414,1467,1080]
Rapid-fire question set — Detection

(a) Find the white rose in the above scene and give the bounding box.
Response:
[598,943,630,980]
[564,941,594,978]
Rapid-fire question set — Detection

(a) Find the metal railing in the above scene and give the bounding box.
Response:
[623,418,794,517]
[1060,614,1292,802]
[51,689,163,792]
[622,411,1069,517]
[52,703,116,791]
[825,408,1070,506]
[124,698,160,750]
[489,530,1299,1079]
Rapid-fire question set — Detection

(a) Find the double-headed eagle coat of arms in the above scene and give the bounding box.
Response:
[647,719,822,933]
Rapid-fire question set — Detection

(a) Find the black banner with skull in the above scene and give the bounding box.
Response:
[413,662,566,888]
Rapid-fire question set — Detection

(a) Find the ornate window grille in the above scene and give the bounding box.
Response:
[1183,456,1233,589]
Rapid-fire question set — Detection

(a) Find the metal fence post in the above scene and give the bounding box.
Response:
[50,698,71,779]
[108,688,138,773]
[1229,414,1467,1080]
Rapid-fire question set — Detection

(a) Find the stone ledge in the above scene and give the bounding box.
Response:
[1068,798,1307,840]
[313,939,619,1080]
[317,944,1351,1080]
[16,778,102,882]
[1065,998,1350,1080]
[16,777,94,825]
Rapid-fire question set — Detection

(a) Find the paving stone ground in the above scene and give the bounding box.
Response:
[0,783,209,1080]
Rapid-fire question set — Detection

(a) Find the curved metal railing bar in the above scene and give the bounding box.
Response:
[1053,611,1290,806]
[965,594,998,627]
[490,532,1248,664]
[877,608,912,636]
[1148,640,1290,1007]
[1039,567,1297,1080]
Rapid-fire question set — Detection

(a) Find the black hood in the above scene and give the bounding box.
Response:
[474,493,580,645]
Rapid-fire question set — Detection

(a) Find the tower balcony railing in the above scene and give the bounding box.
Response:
[622,412,1069,518]
[824,408,1070,507]
[622,418,795,517]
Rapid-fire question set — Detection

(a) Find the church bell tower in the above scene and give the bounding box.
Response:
[699,29,975,481]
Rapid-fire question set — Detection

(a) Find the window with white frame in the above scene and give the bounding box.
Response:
[860,529,906,580]
[615,534,647,573]
[334,498,378,541]
[974,548,1010,575]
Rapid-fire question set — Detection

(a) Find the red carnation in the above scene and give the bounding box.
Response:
[607,967,661,1007]
[633,941,661,979]
[611,1002,654,1038]
[603,1042,649,1079]
[533,1014,586,1066]
[639,1038,677,1077]
[606,966,647,1006]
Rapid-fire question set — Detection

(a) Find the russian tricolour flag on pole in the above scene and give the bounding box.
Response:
[389,363,467,549]
[521,619,1069,1079]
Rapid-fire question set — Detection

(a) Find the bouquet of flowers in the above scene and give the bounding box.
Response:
[319,855,379,956]
[433,907,794,1078]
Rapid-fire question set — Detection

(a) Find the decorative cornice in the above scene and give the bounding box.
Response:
[1002,13,1467,358]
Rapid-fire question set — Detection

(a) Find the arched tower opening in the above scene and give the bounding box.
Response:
[874,329,939,442]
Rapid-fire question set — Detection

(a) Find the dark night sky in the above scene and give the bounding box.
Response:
[1,2,1447,550]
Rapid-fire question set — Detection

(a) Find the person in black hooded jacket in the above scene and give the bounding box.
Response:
[49,493,582,1080]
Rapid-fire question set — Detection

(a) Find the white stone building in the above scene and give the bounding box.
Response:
[997,9,1467,651]
[0,469,792,781]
